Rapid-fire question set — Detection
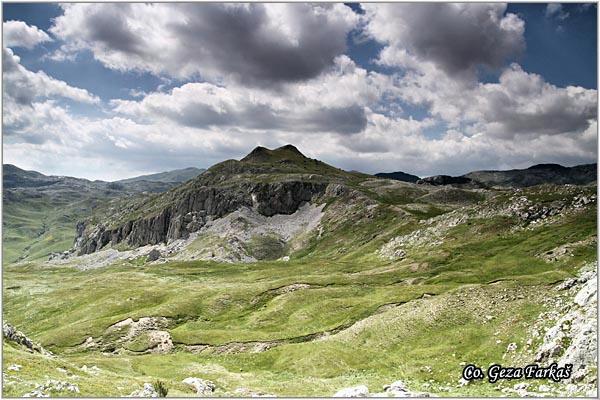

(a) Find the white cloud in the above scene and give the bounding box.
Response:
[49,3,358,86]
[3,20,52,49]
[2,3,596,180]
[110,56,394,135]
[363,3,525,77]
[389,58,597,141]
[2,47,99,106]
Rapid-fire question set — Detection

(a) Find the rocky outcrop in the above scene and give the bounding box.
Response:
[3,323,52,356]
[182,377,216,395]
[99,317,174,354]
[23,380,79,397]
[75,181,327,255]
[534,263,597,387]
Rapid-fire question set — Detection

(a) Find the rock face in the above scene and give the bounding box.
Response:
[75,181,328,255]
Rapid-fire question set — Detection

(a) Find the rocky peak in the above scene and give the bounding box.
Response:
[240,144,308,164]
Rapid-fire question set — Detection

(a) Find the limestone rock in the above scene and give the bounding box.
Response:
[128,383,158,398]
[182,377,216,395]
[3,323,52,356]
[333,385,369,397]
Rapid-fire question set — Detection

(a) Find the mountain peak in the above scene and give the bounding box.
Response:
[240,144,308,163]
[276,144,303,155]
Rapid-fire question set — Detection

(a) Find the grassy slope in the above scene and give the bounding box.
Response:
[2,193,99,263]
[2,181,596,396]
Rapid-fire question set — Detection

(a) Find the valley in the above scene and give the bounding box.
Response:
[2,145,597,397]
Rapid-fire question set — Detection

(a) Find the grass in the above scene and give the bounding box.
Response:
[2,183,597,397]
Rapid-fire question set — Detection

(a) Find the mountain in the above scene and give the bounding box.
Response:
[73,144,369,256]
[3,164,98,189]
[3,145,597,397]
[418,163,596,188]
[2,164,178,193]
[375,171,420,183]
[463,163,597,188]
[1,164,196,263]
[116,167,205,184]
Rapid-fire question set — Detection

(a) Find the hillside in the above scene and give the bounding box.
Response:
[2,148,597,397]
[117,167,205,184]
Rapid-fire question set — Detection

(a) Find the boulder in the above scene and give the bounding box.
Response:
[333,385,369,397]
[182,377,216,395]
[128,383,158,398]
[147,249,161,262]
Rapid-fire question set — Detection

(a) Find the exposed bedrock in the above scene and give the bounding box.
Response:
[75,181,328,255]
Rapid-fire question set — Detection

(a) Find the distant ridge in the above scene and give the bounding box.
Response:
[375,171,420,183]
[416,163,597,188]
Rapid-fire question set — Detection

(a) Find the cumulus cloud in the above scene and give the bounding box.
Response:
[3,20,52,49]
[472,64,597,138]
[49,3,358,86]
[390,59,597,141]
[2,47,100,145]
[110,56,393,135]
[2,47,99,106]
[3,3,596,180]
[363,3,525,77]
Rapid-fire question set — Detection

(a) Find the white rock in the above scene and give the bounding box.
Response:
[8,364,22,371]
[182,377,216,395]
[333,385,369,397]
[128,383,158,398]
[574,278,595,307]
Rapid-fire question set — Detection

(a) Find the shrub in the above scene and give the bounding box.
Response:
[153,380,169,397]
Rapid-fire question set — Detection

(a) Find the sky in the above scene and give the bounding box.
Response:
[2,2,598,181]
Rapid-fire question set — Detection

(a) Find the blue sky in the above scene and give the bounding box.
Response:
[2,3,597,180]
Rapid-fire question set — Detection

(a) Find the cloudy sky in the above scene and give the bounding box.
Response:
[2,2,597,181]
